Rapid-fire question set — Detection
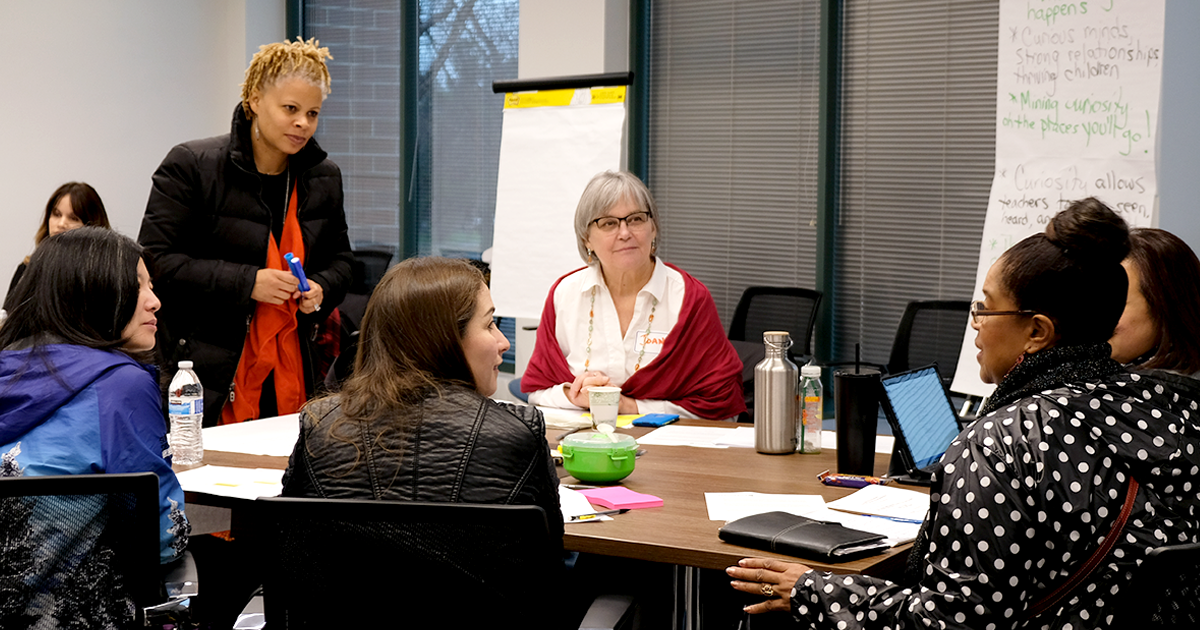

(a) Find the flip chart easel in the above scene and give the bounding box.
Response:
[489,72,632,321]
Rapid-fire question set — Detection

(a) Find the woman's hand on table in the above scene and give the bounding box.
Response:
[727,557,812,614]
[565,371,612,407]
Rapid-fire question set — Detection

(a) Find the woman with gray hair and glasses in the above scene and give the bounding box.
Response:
[522,170,745,420]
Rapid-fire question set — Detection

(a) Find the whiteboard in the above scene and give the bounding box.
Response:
[950,0,1166,397]
[490,87,626,320]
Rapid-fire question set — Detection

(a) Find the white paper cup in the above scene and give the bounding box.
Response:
[588,386,621,430]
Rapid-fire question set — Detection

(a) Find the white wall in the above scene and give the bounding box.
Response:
[1158,0,1200,252]
[519,0,628,79]
[0,0,284,291]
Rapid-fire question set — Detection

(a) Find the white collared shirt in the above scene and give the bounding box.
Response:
[527,258,690,416]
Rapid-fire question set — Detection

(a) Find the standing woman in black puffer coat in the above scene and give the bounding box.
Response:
[139,39,352,427]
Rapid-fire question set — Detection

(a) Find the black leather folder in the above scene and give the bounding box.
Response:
[718,511,889,562]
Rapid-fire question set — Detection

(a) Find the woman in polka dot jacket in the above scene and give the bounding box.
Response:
[728,198,1200,629]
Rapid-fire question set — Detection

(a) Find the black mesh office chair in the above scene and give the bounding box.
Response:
[249,497,634,630]
[728,287,823,421]
[728,287,823,361]
[886,300,971,385]
[0,472,196,628]
[1121,541,1200,628]
[884,300,971,477]
[348,249,394,295]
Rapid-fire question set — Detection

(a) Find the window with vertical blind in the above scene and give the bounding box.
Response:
[415,0,517,259]
[834,0,997,367]
[305,1,403,257]
[646,0,822,334]
[304,0,517,260]
[304,0,519,366]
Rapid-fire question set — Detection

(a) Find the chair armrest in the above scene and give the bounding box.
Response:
[162,550,199,598]
[578,594,636,630]
[233,593,266,630]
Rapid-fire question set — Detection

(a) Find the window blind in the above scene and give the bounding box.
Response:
[647,0,822,334]
[835,0,997,366]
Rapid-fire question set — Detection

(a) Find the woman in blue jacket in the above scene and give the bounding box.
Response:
[0,227,189,629]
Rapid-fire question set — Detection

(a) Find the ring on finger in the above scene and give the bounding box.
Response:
[760,583,775,598]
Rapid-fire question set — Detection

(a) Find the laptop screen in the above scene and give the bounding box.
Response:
[881,365,962,471]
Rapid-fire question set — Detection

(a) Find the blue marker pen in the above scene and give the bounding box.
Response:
[284,252,319,311]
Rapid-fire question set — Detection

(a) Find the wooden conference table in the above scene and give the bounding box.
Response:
[183,419,917,578]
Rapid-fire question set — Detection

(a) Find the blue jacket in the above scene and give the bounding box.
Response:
[0,343,189,563]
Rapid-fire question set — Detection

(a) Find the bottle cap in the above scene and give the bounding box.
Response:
[801,365,822,378]
[178,360,194,369]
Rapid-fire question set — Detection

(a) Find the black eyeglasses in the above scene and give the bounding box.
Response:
[590,211,653,233]
[970,300,1039,325]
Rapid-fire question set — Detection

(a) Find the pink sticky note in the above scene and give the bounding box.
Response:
[579,486,663,510]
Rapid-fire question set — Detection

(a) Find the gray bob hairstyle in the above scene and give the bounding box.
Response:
[573,170,660,264]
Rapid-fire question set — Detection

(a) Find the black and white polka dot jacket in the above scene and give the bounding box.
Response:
[792,370,1200,629]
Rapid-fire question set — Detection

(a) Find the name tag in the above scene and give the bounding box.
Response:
[635,330,669,356]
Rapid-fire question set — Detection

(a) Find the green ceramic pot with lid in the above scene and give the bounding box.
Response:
[560,432,639,483]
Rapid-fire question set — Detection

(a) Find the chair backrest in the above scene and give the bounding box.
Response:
[886,300,971,384]
[0,472,162,626]
[728,287,823,359]
[1124,541,1200,628]
[349,249,394,295]
[253,497,562,629]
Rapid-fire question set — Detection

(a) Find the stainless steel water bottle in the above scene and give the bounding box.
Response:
[755,331,798,454]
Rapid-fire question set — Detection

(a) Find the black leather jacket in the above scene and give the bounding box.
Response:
[138,105,353,425]
[281,385,565,544]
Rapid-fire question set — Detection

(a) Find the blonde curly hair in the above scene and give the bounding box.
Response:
[240,38,333,118]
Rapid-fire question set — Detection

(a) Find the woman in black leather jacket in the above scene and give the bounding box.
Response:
[281,257,564,543]
[138,39,352,426]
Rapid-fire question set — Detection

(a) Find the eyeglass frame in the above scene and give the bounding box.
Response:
[588,210,654,233]
[969,300,1040,325]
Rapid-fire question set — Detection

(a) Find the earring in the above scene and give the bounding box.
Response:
[254,121,260,140]
[587,249,594,264]
[651,240,657,255]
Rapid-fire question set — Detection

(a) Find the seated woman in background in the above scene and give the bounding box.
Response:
[6,181,110,300]
[1109,227,1200,377]
[281,256,562,536]
[728,198,1200,627]
[0,227,189,627]
[522,170,745,420]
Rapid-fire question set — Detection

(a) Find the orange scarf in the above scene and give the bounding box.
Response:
[220,183,307,424]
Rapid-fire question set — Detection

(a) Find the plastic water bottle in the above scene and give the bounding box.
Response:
[168,361,204,466]
[798,365,823,454]
[755,331,798,454]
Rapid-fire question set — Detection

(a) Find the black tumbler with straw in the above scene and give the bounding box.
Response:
[834,343,882,475]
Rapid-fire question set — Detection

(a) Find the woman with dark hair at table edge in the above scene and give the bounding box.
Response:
[0,227,189,628]
[727,197,1200,628]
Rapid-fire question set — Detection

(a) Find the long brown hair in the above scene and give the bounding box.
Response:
[331,257,485,431]
[1125,228,1200,373]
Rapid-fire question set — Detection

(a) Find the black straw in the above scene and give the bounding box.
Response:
[855,343,861,374]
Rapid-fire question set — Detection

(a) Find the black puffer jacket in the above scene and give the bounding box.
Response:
[138,105,353,425]
[281,384,565,545]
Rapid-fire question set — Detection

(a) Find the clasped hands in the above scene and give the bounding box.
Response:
[252,268,324,314]
[727,557,811,614]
